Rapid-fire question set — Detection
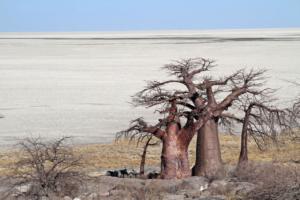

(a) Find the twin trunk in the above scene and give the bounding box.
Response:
[160,125,192,179]
[159,119,225,179]
[160,136,190,179]
[193,119,225,179]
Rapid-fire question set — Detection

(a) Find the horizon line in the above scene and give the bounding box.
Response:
[1,27,300,34]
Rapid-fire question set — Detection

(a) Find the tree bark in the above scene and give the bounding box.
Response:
[160,128,192,179]
[140,137,152,175]
[160,140,190,178]
[193,118,225,179]
[238,125,249,166]
[238,106,252,166]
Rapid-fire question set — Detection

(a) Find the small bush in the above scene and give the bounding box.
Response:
[8,137,85,199]
[234,162,300,200]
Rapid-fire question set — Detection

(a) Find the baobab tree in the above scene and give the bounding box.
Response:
[134,58,268,178]
[221,90,290,167]
[118,97,212,179]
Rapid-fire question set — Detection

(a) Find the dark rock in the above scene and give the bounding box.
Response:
[147,171,160,179]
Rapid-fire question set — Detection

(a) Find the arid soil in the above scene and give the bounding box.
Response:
[0,135,299,199]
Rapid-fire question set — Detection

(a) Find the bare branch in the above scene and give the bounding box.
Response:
[116,118,166,143]
[7,137,85,198]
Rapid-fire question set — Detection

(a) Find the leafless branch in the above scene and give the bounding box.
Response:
[6,137,85,199]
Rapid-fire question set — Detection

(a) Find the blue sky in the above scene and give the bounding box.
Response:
[0,0,299,32]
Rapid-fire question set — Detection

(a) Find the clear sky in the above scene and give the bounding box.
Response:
[0,0,299,32]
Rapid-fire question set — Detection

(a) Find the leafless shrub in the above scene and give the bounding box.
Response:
[234,162,300,200]
[5,137,85,199]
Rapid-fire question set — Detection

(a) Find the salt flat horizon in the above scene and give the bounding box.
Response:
[0,28,299,147]
[1,28,300,38]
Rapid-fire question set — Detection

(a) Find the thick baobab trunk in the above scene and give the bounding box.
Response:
[160,140,190,179]
[194,118,225,179]
[178,145,190,178]
[160,130,191,179]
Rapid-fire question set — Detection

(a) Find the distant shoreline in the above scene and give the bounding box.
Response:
[1,28,300,39]
[1,27,300,34]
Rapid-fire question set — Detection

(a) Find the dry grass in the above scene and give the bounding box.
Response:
[0,135,299,175]
[74,134,300,172]
[220,135,300,164]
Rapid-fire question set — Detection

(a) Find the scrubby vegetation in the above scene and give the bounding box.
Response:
[0,135,299,199]
[1,137,86,199]
[234,162,300,200]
